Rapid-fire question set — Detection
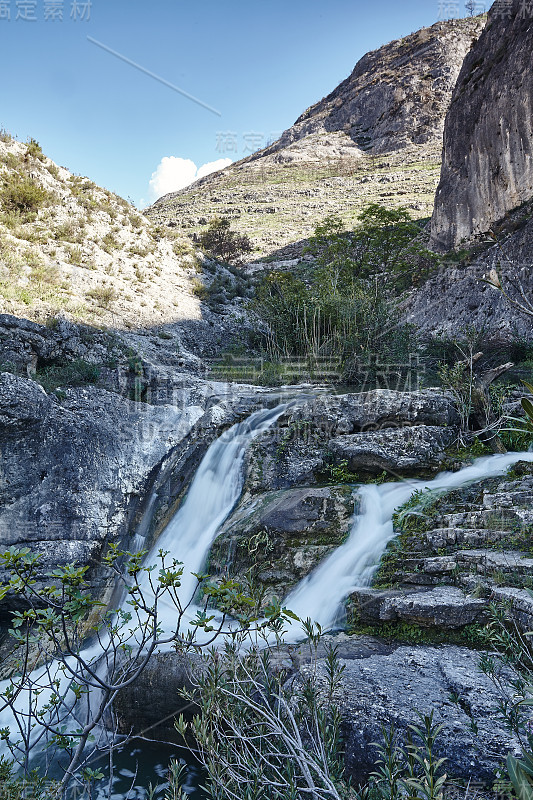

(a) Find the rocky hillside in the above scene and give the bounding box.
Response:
[147,145,442,260]
[0,134,202,332]
[146,17,485,259]
[0,133,266,368]
[404,198,533,342]
[431,0,533,250]
[259,16,485,157]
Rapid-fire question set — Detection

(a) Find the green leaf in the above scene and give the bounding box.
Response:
[522,398,533,423]
[508,754,533,800]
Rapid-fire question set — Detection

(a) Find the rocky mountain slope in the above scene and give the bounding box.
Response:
[431,0,533,250]
[0,134,264,369]
[146,16,485,259]
[259,16,485,157]
[0,135,200,331]
[405,199,533,342]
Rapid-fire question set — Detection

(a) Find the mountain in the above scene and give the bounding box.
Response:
[146,16,485,259]
[257,16,485,157]
[431,0,533,250]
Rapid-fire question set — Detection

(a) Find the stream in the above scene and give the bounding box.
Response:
[1,401,532,797]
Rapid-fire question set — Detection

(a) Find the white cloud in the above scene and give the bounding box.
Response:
[148,156,232,202]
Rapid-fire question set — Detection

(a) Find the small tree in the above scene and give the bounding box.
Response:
[0,545,288,797]
[198,216,253,265]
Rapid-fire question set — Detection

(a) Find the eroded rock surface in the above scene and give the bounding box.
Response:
[262,17,484,156]
[431,2,533,250]
[116,634,522,784]
[209,486,354,602]
[244,390,459,492]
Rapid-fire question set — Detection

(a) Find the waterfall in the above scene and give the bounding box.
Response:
[0,402,293,762]
[281,450,533,640]
[1,396,532,775]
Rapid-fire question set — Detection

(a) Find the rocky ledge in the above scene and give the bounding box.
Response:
[116,632,521,785]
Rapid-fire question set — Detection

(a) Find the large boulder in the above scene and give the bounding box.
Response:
[310,639,521,783]
[209,486,354,603]
[348,586,488,628]
[115,634,522,784]
[244,390,459,492]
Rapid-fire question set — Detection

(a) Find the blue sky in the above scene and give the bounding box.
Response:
[0,0,474,207]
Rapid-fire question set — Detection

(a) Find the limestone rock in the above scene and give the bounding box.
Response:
[260,17,485,156]
[0,372,248,610]
[116,636,522,784]
[244,390,459,492]
[328,425,457,475]
[348,586,487,628]
[209,486,354,603]
[404,212,533,342]
[310,640,521,783]
[431,2,533,250]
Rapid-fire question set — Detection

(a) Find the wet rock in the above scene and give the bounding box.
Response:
[284,389,460,435]
[244,390,459,492]
[348,586,487,628]
[0,372,242,610]
[209,486,354,602]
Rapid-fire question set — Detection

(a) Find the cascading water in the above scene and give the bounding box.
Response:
[1,397,532,792]
[0,402,295,766]
[281,450,533,639]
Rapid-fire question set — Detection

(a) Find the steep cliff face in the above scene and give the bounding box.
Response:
[258,16,485,157]
[431,2,533,250]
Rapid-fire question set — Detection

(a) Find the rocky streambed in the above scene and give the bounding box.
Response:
[1,326,532,786]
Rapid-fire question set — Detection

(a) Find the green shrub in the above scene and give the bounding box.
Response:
[24,137,45,162]
[36,358,101,393]
[191,277,208,299]
[0,174,53,215]
[198,216,253,264]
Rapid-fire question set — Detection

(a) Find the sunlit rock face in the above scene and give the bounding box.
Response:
[431,1,533,251]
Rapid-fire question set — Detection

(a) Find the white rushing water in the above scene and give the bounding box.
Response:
[281,450,533,640]
[0,402,294,759]
[1,398,532,772]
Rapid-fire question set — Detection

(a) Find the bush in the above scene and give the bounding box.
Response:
[86,285,118,308]
[0,174,53,215]
[305,205,438,289]
[24,137,45,162]
[198,216,253,264]
[35,359,101,393]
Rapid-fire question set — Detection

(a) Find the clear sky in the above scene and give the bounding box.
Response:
[0,0,477,207]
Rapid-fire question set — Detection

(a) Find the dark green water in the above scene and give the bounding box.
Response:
[90,743,206,799]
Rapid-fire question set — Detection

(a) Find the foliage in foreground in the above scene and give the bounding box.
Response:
[177,622,345,800]
[0,545,290,797]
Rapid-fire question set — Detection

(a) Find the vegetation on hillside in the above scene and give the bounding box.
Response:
[248,205,435,384]
[198,215,253,264]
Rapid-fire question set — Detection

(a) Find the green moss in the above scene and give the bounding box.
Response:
[346,617,490,648]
